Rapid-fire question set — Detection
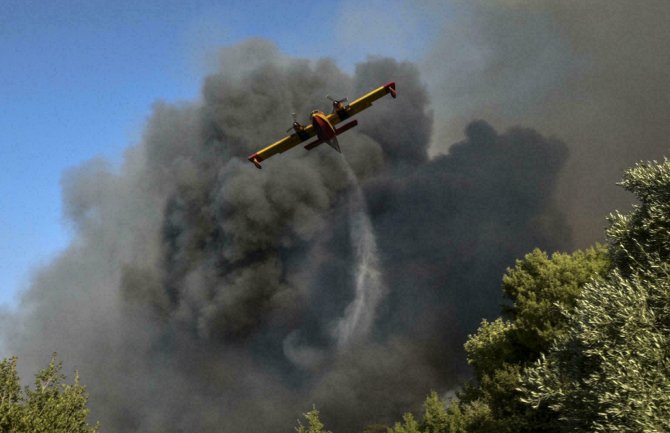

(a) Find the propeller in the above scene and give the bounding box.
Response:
[326,95,348,105]
[286,113,298,133]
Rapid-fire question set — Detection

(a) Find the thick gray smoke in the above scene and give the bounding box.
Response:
[424,0,670,246]
[2,39,569,432]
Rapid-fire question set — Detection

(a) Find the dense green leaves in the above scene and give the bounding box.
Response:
[465,246,608,379]
[422,390,450,433]
[454,246,609,432]
[296,407,332,433]
[389,412,421,433]
[608,159,670,275]
[385,390,522,433]
[522,159,670,432]
[501,247,609,357]
[0,357,22,432]
[388,391,471,433]
[364,246,610,433]
[0,355,98,433]
[523,268,670,432]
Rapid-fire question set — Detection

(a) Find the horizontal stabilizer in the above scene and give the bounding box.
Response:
[304,138,324,150]
[335,119,358,135]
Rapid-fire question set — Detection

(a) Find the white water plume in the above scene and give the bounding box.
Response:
[333,174,386,349]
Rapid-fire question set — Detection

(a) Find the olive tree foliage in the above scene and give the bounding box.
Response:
[465,246,609,377]
[608,159,670,275]
[0,355,98,433]
[388,391,470,433]
[295,407,332,433]
[455,246,608,432]
[522,159,670,432]
[347,246,607,433]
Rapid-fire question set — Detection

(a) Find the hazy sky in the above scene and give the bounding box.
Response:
[1,0,440,307]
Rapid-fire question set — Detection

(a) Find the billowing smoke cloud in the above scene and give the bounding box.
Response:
[423,0,670,246]
[2,39,569,432]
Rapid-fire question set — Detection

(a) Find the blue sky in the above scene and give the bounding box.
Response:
[1,0,441,307]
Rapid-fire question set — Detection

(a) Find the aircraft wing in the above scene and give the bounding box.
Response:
[248,82,396,168]
[248,124,317,168]
[326,81,397,126]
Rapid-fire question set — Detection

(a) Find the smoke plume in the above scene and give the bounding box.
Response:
[2,39,570,432]
[424,0,670,246]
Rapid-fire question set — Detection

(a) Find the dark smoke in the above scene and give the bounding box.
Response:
[424,0,670,246]
[2,39,569,432]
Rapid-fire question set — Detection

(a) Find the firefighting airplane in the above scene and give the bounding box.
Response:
[247,81,397,168]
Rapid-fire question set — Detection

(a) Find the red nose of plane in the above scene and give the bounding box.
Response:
[311,112,336,141]
[311,112,341,152]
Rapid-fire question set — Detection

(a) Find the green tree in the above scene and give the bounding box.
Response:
[522,159,670,432]
[501,247,610,359]
[369,246,607,433]
[457,246,609,432]
[389,412,421,433]
[0,357,22,432]
[607,159,670,275]
[387,391,503,433]
[523,267,670,432]
[389,391,467,433]
[296,407,331,433]
[0,354,98,433]
[465,246,609,377]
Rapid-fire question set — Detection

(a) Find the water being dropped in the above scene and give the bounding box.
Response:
[333,169,386,349]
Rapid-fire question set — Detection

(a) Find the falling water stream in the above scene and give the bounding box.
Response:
[283,165,386,365]
[333,168,386,349]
